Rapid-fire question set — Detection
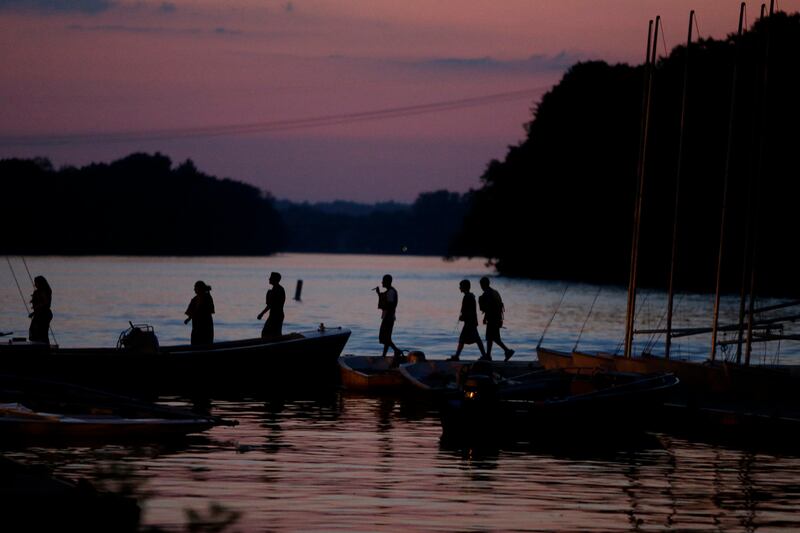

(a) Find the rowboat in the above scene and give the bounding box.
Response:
[0,374,233,443]
[338,352,425,393]
[0,324,351,394]
[439,368,679,441]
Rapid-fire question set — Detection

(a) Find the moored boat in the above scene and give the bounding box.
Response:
[0,324,351,394]
[338,352,426,393]
[439,368,679,441]
[400,359,541,394]
[0,373,233,443]
[535,346,574,369]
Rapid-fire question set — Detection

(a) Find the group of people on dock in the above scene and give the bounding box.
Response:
[375,274,515,363]
[23,271,514,360]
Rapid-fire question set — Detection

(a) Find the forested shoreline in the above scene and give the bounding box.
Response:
[0,154,469,257]
[451,13,800,296]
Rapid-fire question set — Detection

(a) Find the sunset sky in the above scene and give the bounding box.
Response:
[1,1,797,202]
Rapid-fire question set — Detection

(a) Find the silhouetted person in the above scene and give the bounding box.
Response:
[184,280,214,345]
[258,271,286,338]
[375,274,402,358]
[479,276,515,361]
[448,279,488,361]
[28,275,52,344]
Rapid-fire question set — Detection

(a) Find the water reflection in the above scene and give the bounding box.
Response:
[5,394,800,531]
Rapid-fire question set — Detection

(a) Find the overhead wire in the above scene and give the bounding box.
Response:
[0,86,550,147]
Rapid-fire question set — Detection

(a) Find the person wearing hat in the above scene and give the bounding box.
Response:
[448,279,488,361]
[185,280,215,345]
[258,271,286,338]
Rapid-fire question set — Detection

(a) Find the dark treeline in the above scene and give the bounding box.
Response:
[0,153,470,257]
[452,13,800,297]
[278,190,471,255]
[0,153,285,255]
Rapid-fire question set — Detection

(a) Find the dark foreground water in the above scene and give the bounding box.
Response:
[5,393,800,532]
[3,255,800,531]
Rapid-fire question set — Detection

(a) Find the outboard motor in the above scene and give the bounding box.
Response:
[117,322,160,354]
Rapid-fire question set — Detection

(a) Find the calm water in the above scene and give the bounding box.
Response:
[2,254,796,363]
[2,255,800,531]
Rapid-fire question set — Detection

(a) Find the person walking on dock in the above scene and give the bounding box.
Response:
[258,271,286,338]
[448,279,488,361]
[185,280,215,345]
[479,276,515,361]
[375,274,402,359]
[28,275,52,344]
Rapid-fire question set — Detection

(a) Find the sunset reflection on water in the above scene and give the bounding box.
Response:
[7,394,800,531]
[2,255,799,531]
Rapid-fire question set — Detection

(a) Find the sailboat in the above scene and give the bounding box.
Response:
[537,5,800,424]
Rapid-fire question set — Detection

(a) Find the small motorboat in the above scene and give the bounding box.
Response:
[399,358,542,394]
[439,367,679,441]
[0,374,235,443]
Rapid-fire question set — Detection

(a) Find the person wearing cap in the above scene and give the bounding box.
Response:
[258,271,286,338]
[479,276,515,361]
[448,279,488,361]
[184,280,215,345]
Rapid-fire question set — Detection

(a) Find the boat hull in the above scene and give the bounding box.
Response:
[440,371,679,441]
[338,355,407,392]
[0,373,225,444]
[0,328,351,394]
[399,359,541,393]
[535,346,574,369]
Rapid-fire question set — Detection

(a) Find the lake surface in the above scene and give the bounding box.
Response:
[2,254,796,363]
[2,254,800,531]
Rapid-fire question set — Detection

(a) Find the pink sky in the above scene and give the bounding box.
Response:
[1,0,797,202]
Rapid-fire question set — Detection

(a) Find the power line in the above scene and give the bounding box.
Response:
[0,87,548,147]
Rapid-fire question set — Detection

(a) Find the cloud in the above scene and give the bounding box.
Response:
[214,26,242,36]
[0,0,116,14]
[411,52,583,74]
[67,24,243,36]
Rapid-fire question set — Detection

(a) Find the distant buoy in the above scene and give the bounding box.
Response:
[294,279,303,301]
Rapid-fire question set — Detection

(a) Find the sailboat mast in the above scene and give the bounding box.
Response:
[745,0,775,366]
[624,17,658,359]
[733,2,751,364]
[665,11,695,360]
[711,3,748,362]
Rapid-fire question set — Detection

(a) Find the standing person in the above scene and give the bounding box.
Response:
[479,276,515,361]
[28,275,53,344]
[258,271,286,338]
[184,280,215,345]
[375,274,402,358]
[448,279,488,361]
